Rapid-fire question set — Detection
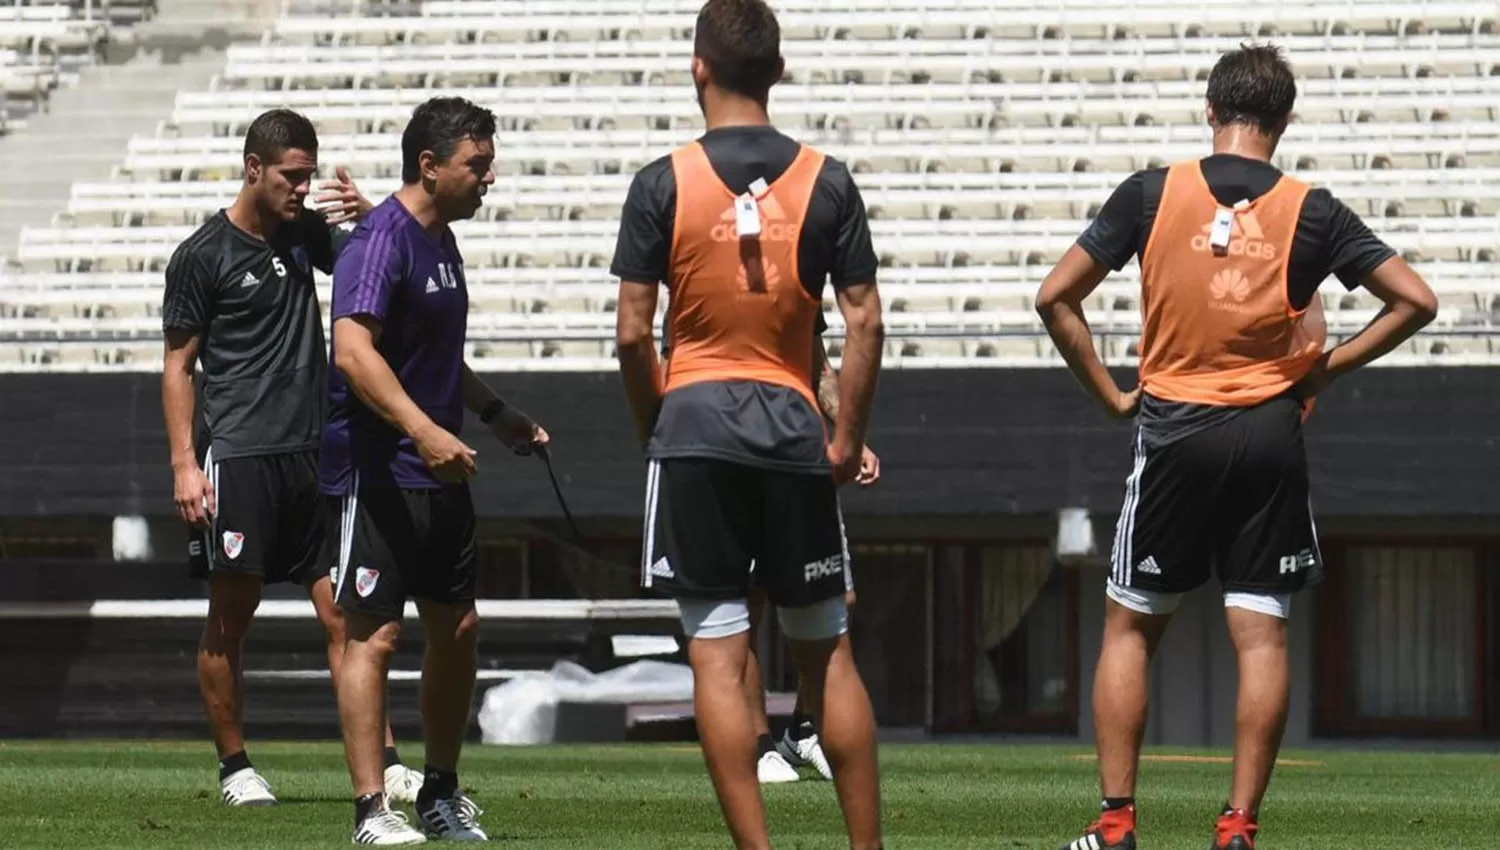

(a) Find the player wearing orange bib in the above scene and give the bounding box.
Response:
[612,1,884,847]
[1037,45,1437,850]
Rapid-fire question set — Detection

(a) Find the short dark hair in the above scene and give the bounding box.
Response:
[401,96,497,184]
[243,109,318,164]
[693,0,782,102]
[1205,44,1297,135]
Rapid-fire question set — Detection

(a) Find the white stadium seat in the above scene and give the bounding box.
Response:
[1,0,1499,369]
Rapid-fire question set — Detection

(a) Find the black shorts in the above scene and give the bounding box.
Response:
[333,482,478,621]
[1110,396,1322,597]
[319,495,343,589]
[641,458,849,608]
[188,449,327,586]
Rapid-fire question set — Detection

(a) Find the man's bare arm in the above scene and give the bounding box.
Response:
[1316,256,1438,383]
[831,281,883,463]
[1036,244,1137,418]
[334,315,476,480]
[334,316,443,442]
[162,330,201,471]
[162,329,216,526]
[813,335,840,425]
[616,280,664,446]
[461,364,504,415]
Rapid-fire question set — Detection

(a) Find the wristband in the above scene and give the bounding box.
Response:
[479,399,507,424]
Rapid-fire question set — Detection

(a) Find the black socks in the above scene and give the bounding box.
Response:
[354,792,384,826]
[383,746,403,770]
[756,733,775,757]
[218,750,252,782]
[789,711,816,740]
[416,766,459,807]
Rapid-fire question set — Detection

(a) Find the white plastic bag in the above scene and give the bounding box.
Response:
[477,660,695,745]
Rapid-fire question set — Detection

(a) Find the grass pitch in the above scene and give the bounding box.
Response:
[0,741,1494,849]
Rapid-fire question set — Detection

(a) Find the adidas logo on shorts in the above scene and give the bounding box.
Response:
[1135,556,1162,575]
[649,557,674,580]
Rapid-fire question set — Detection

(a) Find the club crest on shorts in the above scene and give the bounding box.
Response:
[355,566,380,598]
[222,531,244,560]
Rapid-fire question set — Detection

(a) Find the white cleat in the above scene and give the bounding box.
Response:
[757,749,801,784]
[220,768,277,806]
[417,795,489,842]
[353,807,428,846]
[778,729,834,781]
[385,764,426,805]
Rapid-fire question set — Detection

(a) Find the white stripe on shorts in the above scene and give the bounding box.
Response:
[640,460,662,588]
[203,446,218,560]
[1112,428,1146,588]
[835,494,853,593]
[334,472,359,602]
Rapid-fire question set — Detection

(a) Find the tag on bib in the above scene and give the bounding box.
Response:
[1208,207,1235,252]
[748,177,770,196]
[734,193,761,238]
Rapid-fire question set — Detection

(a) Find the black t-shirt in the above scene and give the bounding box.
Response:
[610,125,877,472]
[1075,154,1397,448]
[162,209,342,461]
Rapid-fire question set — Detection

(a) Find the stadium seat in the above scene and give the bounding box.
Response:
[1,0,1498,368]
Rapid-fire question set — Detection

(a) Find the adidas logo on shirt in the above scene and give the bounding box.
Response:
[240,271,259,288]
[425,277,440,294]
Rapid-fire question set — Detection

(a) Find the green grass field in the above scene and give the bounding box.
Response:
[0,741,1495,849]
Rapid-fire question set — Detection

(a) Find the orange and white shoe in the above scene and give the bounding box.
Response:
[1212,807,1258,850]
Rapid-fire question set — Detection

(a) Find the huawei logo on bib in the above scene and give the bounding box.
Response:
[1210,268,1252,304]
[736,258,783,292]
[1208,268,1260,314]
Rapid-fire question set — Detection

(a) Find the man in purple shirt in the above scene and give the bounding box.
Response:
[325,96,549,846]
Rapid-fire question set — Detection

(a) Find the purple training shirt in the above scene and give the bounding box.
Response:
[321,196,469,492]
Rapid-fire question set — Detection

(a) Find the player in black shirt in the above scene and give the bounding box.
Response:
[1036,47,1437,850]
[160,109,425,807]
[655,308,881,785]
[612,1,884,845]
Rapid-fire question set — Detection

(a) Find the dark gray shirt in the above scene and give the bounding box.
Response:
[1075,154,1398,449]
[162,209,341,461]
[610,125,878,473]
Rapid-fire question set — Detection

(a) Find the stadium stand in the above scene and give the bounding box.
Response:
[0,1,112,126]
[0,0,1498,371]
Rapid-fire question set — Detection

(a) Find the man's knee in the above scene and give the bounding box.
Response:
[1225,600,1289,652]
[346,612,402,658]
[204,572,263,641]
[308,577,347,644]
[417,601,480,649]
